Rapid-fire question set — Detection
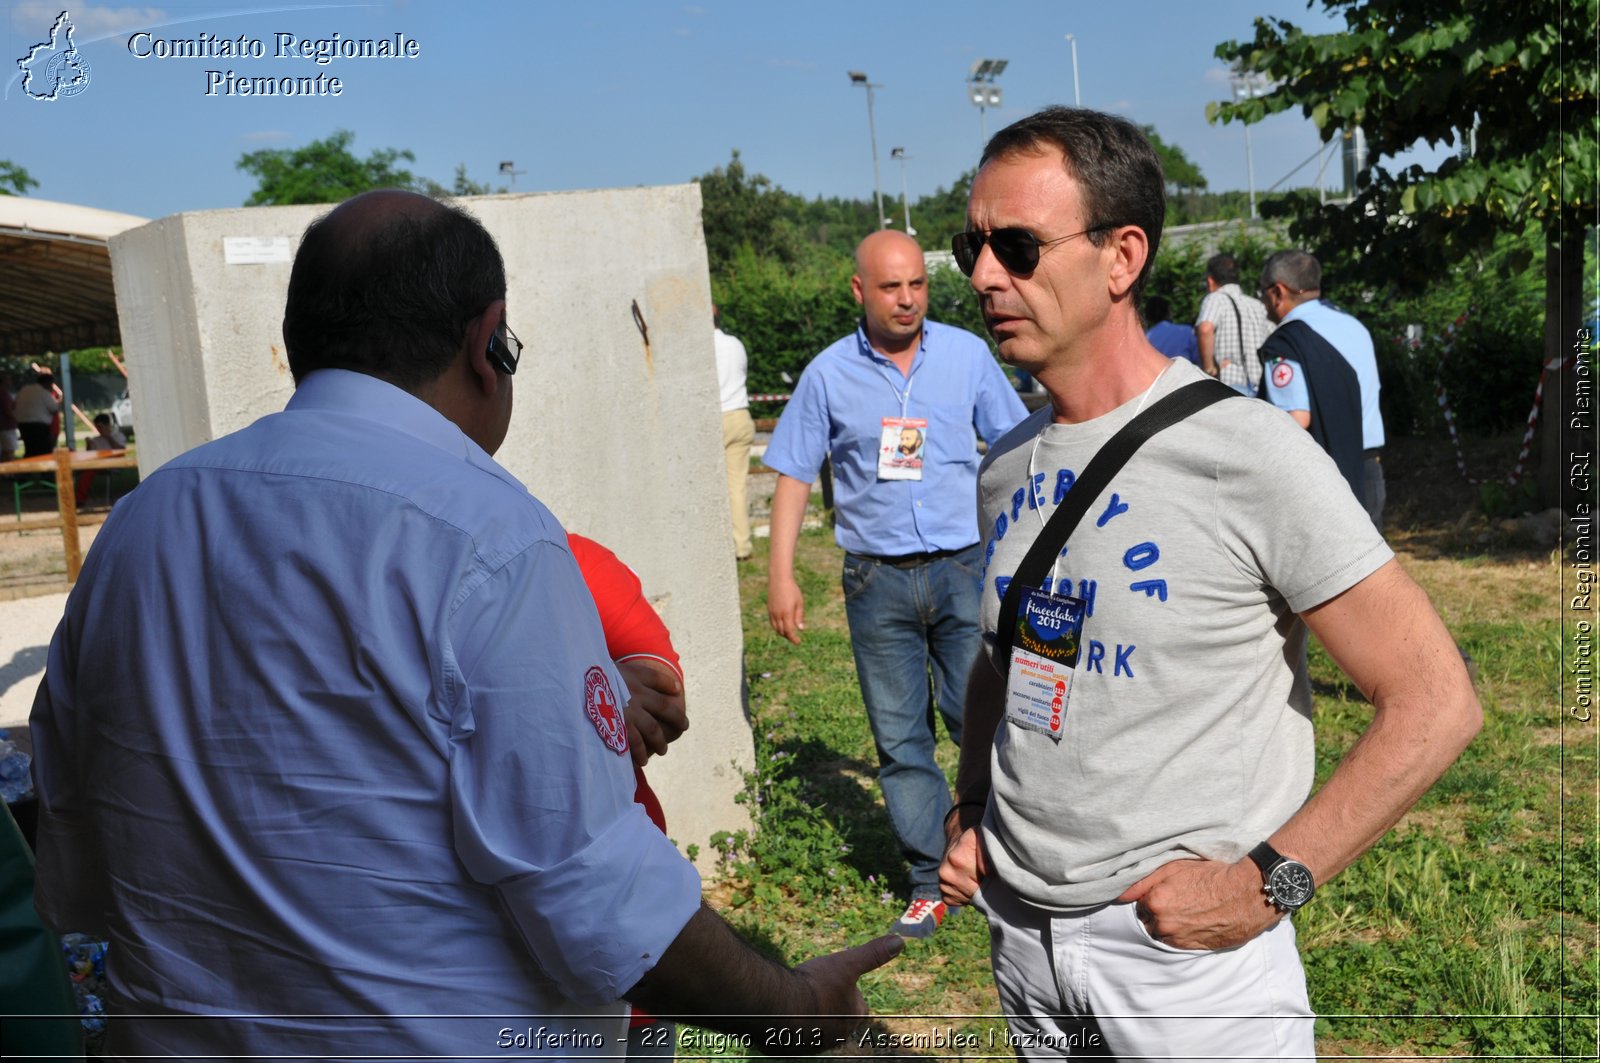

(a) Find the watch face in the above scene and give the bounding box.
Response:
[1270,861,1315,909]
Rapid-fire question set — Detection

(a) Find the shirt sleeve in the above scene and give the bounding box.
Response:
[30,610,114,936]
[1260,352,1312,409]
[1196,292,1224,326]
[567,533,682,679]
[972,345,1029,446]
[762,360,832,483]
[445,541,700,1004]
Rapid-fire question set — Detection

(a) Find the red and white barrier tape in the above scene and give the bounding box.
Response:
[1414,308,1573,487]
[748,393,792,403]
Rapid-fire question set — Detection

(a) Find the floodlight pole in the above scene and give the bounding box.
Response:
[498,160,525,190]
[849,71,887,229]
[891,147,914,234]
[1064,34,1081,106]
[1228,70,1265,219]
[966,59,1009,148]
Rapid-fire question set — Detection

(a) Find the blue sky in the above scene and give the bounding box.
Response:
[2,0,1452,222]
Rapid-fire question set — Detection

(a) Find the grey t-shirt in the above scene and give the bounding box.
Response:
[975,359,1391,909]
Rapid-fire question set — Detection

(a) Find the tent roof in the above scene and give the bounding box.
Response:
[0,196,148,359]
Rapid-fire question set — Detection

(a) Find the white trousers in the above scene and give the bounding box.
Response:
[977,876,1315,1061]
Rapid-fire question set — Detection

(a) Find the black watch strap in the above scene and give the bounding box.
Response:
[1248,841,1283,877]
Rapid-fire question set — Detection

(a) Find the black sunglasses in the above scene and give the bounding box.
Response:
[951,225,1110,277]
[486,324,524,376]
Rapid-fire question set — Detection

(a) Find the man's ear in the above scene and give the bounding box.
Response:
[464,298,508,397]
[850,273,865,307]
[1105,226,1149,300]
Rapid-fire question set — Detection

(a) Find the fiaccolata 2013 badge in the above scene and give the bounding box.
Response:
[1003,588,1086,743]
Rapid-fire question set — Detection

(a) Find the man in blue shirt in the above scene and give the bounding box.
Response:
[1142,294,1199,365]
[30,190,898,1057]
[1259,249,1387,529]
[765,229,1027,938]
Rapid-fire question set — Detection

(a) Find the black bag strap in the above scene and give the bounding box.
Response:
[994,378,1239,669]
[1223,291,1246,361]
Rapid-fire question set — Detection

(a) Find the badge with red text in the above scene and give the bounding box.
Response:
[1271,361,1295,388]
[1004,587,1086,743]
[584,666,629,755]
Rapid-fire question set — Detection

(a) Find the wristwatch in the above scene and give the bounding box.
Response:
[1248,842,1315,913]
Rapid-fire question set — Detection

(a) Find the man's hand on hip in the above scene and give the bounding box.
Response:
[767,576,806,645]
[938,826,987,907]
[1115,857,1279,950]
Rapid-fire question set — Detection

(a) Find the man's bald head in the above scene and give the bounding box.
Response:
[854,229,922,273]
[851,229,928,354]
[283,189,506,389]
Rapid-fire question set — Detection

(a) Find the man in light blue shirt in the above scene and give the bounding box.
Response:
[1258,249,1387,529]
[30,191,898,1058]
[765,230,1027,938]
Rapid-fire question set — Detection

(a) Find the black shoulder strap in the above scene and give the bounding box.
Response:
[994,378,1239,669]
[1223,292,1246,360]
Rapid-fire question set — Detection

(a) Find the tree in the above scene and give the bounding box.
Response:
[236,130,419,206]
[418,164,507,199]
[1211,0,1597,506]
[0,161,38,196]
[694,150,806,274]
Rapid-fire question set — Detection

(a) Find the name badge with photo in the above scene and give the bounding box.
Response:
[1004,587,1087,743]
[877,417,927,481]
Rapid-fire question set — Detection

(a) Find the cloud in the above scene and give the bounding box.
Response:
[683,4,706,14]
[11,2,167,39]
[1203,65,1235,86]
[673,27,690,37]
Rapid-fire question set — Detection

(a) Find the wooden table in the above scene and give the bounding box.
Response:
[0,447,138,582]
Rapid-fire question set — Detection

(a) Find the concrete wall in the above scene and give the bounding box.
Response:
[108,185,753,866]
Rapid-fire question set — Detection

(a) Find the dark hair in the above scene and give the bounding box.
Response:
[1260,249,1322,292]
[1204,254,1240,286]
[93,413,112,428]
[1144,294,1172,323]
[980,106,1166,297]
[282,197,506,389]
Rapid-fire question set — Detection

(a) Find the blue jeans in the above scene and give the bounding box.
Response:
[842,544,983,895]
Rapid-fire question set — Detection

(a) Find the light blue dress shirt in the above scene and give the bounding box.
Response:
[30,370,701,1057]
[764,320,1028,556]
[1277,300,1386,449]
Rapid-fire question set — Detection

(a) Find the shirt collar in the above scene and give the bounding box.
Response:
[852,319,928,368]
[288,368,475,461]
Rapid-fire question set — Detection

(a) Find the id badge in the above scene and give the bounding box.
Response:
[1004,587,1087,743]
[877,417,927,481]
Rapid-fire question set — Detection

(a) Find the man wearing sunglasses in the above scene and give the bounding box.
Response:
[765,228,1027,939]
[1258,249,1387,530]
[939,108,1480,1060]
[31,190,901,1057]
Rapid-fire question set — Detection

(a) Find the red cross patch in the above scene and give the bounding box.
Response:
[584,666,629,755]
[1271,361,1295,388]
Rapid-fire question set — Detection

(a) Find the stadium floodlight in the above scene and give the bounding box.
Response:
[849,70,887,230]
[965,58,1009,143]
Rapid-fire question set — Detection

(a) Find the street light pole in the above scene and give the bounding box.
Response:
[891,147,914,235]
[849,71,887,229]
[1063,34,1081,106]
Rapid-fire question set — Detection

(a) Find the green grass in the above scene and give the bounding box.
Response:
[682,512,1598,1060]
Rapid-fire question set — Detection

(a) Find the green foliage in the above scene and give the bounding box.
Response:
[711,248,857,411]
[0,160,38,196]
[1210,0,1595,296]
[1143,224,1281,326]
[236,130,419,206]
[418,164,506,198]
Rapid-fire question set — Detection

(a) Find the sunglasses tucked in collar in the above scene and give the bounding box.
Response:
[951,225,1112,277]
